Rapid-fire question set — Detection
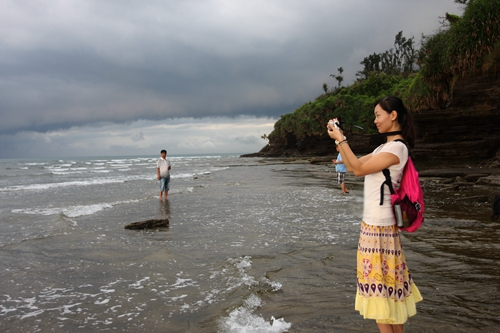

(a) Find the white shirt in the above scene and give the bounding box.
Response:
[156,158,171,178]
[362,141,408,226]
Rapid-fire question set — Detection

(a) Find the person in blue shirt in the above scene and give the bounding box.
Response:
[332,145,349,193]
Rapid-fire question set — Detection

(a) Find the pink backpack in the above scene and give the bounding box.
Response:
[381,140,424,232]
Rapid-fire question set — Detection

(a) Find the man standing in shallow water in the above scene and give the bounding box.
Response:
[156,149,171,200]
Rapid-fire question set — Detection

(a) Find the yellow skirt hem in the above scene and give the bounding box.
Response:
[355,283,423,325]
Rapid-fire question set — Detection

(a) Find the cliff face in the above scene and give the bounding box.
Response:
[244,72,500,167]
[246,133,380,158]
[412,71,500,166]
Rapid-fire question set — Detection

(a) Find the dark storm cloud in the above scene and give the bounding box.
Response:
[0,35,307,134]
[0,0,460,136]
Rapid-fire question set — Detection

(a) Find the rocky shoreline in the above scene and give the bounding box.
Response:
[242,72,500,169]
[247,155,500,186]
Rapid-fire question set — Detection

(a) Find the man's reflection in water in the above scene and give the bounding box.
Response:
[159,200,171,219]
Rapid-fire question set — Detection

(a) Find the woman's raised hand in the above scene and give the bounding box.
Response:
[327,118,344,141]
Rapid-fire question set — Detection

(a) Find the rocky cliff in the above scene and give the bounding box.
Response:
[244,72,500,167]
[413,71,500,166]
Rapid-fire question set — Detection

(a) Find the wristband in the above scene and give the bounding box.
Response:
[338,140,348,146]
[335,135,347,145]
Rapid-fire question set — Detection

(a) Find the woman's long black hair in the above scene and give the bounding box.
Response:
[376,96,416,148]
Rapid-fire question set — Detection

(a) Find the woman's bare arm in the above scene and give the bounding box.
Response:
[343,153,371,172]
[339,143,399,177]
[327,122,399,176]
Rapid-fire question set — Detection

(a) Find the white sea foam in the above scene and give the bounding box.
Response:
[50,168,70,173]
[0,179,116,192]
[110,164,133,168]
[175,172,197,179]
[94,299,110,305]
[173,166,227,179]
[169,155,222,161]
[23,162,46,166]
[219,294,291,333]
[225,256,258,290]
[211,167,229,172]
[20,309,45,319]
[50,170,87,175]
[171,277,197,290]
[221,257,283,296]
[128,277,150,290]
[0,175,149,192]
[12,199,142,218]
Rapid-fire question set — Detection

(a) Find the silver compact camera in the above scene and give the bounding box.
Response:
[328,118,341,130]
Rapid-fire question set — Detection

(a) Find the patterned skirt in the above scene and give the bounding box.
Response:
[355,222,423,324]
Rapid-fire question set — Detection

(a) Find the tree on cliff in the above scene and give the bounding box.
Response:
[330,67,344,88]
[357,31,418,79]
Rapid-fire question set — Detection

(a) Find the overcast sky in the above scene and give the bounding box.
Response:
[0,0,462,158]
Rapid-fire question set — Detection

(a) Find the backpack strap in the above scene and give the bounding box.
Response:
[379,139,409,206]
[380,169,395,205]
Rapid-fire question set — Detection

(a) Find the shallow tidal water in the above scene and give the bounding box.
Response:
[0,155,499,332]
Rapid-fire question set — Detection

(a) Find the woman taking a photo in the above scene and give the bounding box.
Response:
[327,96,422,333]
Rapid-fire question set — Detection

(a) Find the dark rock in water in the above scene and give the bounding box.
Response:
[476,175,500,187]
[309,156,335,165]
[124,218,169,230]
[443,184,460,191]
[418,168,500,178]
[464,174,490,182]
[455,195,489,203]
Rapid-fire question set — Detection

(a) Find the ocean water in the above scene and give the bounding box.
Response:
[0,155,499,332]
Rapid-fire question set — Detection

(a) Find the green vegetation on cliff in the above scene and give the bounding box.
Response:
[268,0,500,142]
[410,0,500,110]
[272,73,414,140]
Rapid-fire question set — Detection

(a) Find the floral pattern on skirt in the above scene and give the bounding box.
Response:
[355,222,422,325]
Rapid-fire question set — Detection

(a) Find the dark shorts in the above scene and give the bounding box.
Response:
[159,177,170,191]
[337,172,345,184]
